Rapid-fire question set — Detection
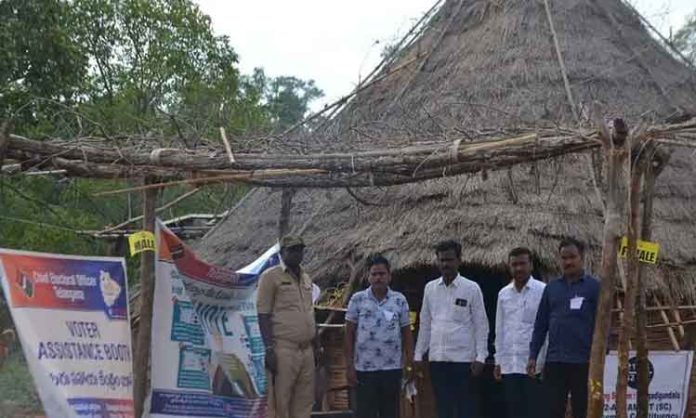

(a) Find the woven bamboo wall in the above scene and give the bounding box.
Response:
[324,329,350,411]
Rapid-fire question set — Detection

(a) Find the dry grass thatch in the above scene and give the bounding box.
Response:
[198,0,696,303]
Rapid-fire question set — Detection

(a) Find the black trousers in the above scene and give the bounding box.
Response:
[544,362,589,418]
[501,374,545,418]
[479,364,505,418]
[429,362,479,418]
[355,369,402,418]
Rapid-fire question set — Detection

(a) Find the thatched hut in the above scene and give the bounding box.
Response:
[198,0,696,415]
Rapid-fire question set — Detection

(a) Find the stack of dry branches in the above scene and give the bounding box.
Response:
[2,118,695,193]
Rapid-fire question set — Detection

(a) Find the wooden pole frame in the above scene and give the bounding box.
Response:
[635,151,668,417]
[615,140,654,418]
[133,180,158,418]
[4,118,695,189]
[588,116,629,418]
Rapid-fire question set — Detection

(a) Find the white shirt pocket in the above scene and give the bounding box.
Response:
[451,295,471,322]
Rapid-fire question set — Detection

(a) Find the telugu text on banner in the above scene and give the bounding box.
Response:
[603,351,693,418]
[0,249,134,417]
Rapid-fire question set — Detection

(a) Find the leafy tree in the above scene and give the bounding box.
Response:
[0,0,87,128]
[0,0,324,264]
[263,74,324,131]
[70,0,252,138]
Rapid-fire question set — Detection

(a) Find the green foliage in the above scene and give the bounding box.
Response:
[0,0,323,262]
[0,0,87,129]
[0,176,110,255]
[673,10,696,65]
[263,74,324,131]
[69,0,255,137]
[0,348,41,416]
[2,0,323,139]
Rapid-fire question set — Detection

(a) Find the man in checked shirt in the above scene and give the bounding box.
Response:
[494,247,546,418]
[414,240,489,418]
[345,255,414,418]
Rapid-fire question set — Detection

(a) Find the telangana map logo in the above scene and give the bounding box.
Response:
[99,270,122,308]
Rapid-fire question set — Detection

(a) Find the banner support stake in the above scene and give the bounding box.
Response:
[134,179,158,417]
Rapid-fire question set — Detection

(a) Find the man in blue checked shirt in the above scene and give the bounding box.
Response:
[528,238,600,418]
[345,255,414,418]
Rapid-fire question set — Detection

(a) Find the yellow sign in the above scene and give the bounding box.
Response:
[409,311,417,331]
[619,237,660,264]
[128,231,156,256]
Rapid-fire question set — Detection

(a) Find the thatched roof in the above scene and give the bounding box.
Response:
[198,0,696,302]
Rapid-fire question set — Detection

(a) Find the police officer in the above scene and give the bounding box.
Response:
[257,236,317,418]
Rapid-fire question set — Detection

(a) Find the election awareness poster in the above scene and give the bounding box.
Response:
[149,221,280,418]
[0,249,134,417]
[603,351,693,418]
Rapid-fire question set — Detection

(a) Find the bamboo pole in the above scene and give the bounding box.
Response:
[635,154,662,418]
[219,127,236,163]
[133,181,158,418]
[543,0,579,120]
[614,259,626,350]
[588,115,628,418]
[654,298,680,351]
[615,140,650,418]
[612,305,696,312]
[646,319,696,329]
[97,188,201,235]
[614,288,632,351]
[92,169,327,196]
[672,309,686,338]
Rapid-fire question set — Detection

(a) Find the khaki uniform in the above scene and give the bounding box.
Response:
[257,265,316,418]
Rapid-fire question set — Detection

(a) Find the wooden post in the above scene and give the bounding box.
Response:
[615,140,652,418]
[133,183,158,418]
[635,151,668,418]
[278,188,295,238]
[588,116,628,418]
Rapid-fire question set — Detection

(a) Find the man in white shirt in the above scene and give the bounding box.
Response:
[414,240,489,418]
[494,247,546,418]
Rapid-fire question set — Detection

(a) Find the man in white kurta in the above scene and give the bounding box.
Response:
[494,247,546,418]
[414,240,489,418]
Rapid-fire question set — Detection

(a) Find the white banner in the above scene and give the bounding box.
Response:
[603,351,693,418]
[0,249,133,417]
[148,221,279,418]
